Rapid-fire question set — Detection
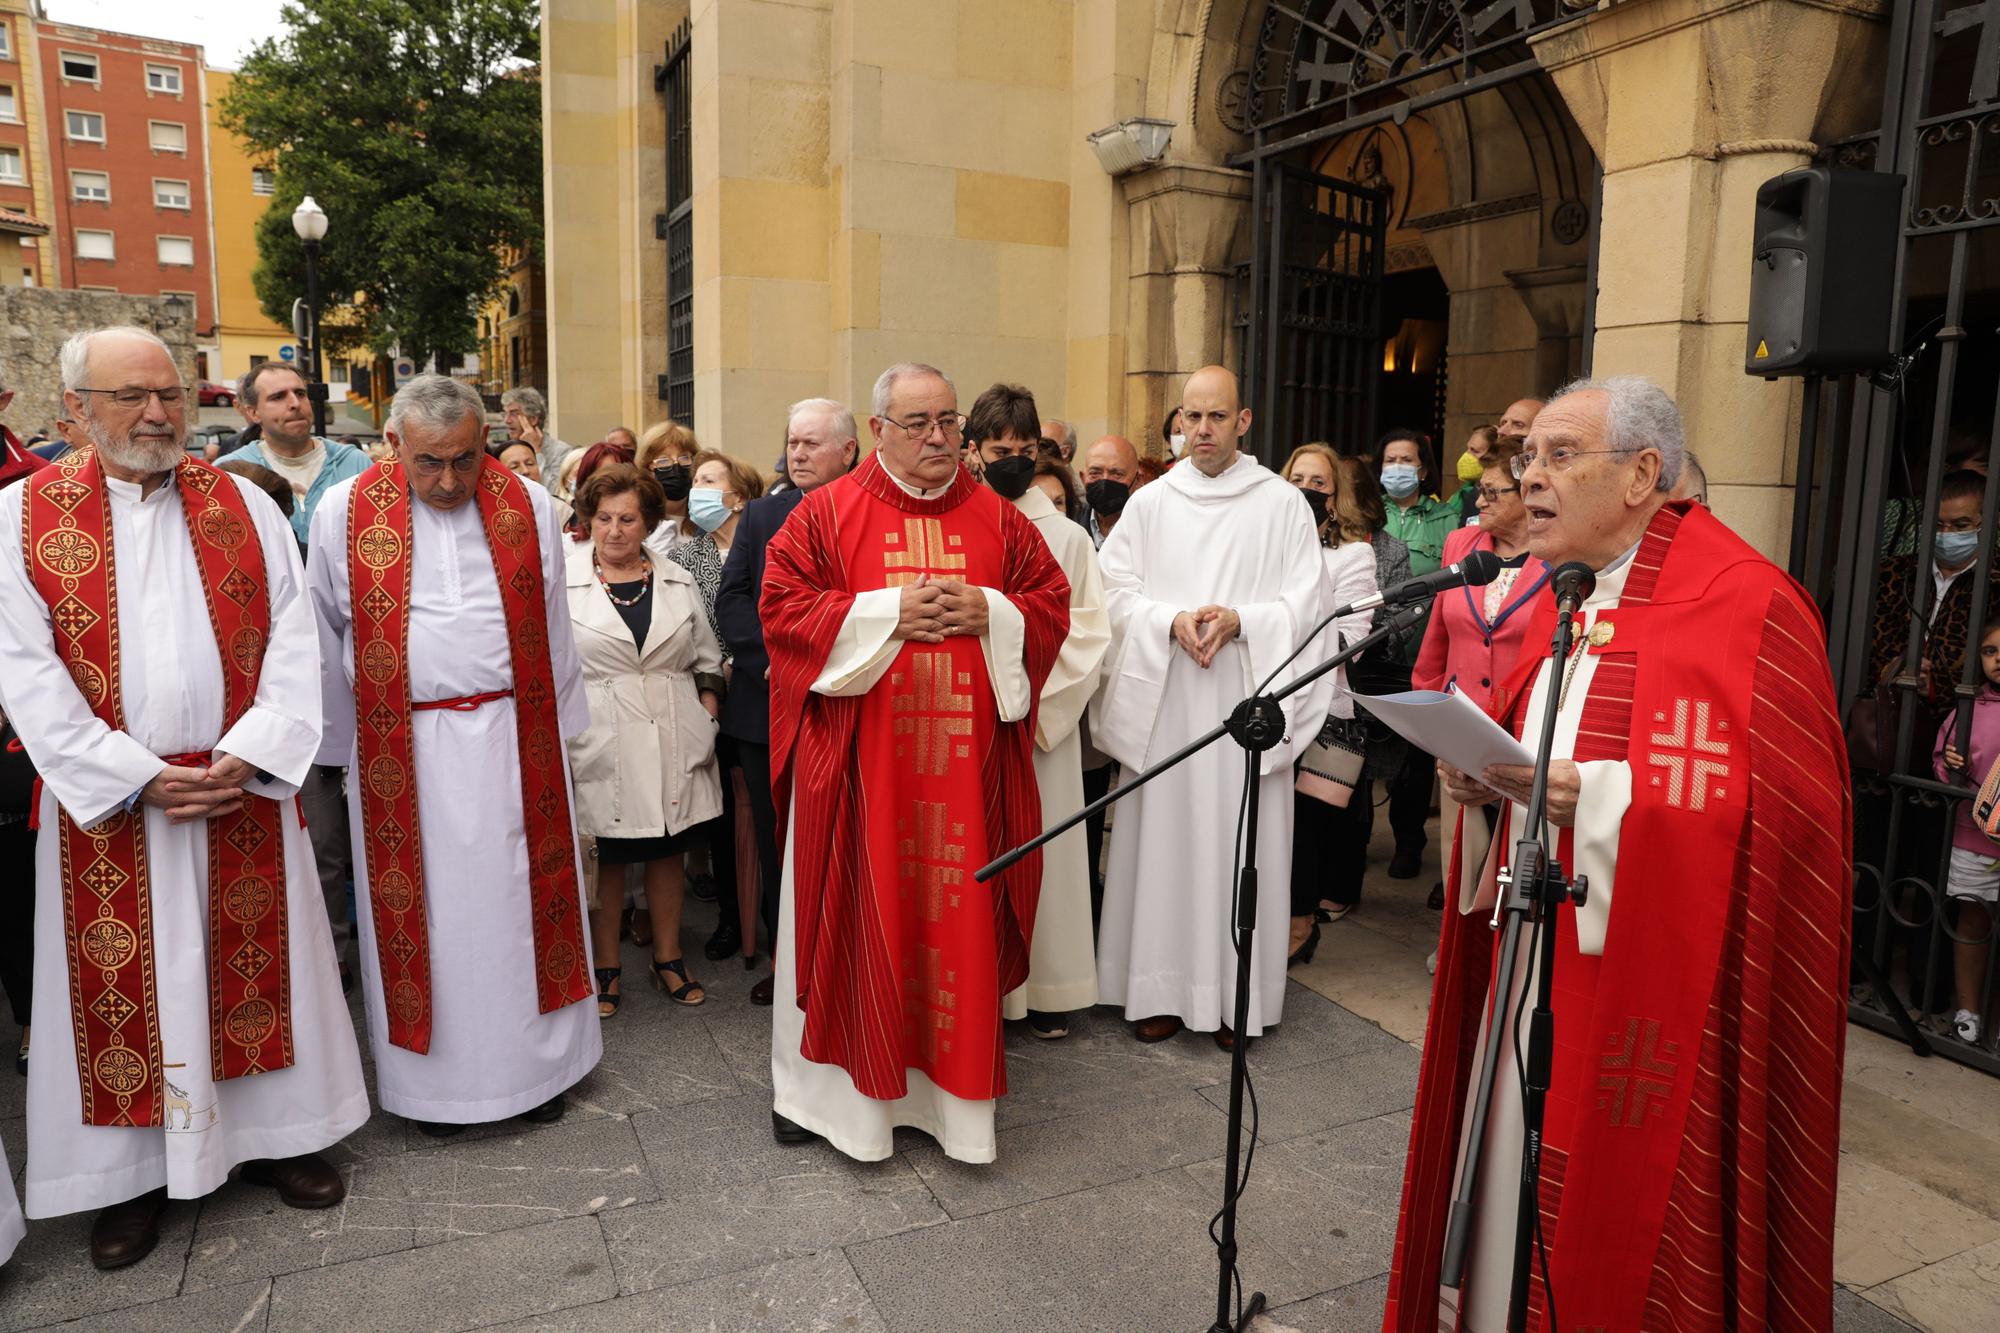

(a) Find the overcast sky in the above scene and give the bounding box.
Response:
[42,0,291,71]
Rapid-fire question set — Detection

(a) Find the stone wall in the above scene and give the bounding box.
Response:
[0,288,199,438]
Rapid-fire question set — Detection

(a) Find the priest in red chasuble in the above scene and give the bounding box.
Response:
[0,327,364,1270]
[306,375,600,1137]
[762,362,1069,1163]
[1384,377,1851,1332]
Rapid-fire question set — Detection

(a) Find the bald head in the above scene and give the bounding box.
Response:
[1499,397,1544,440]
[1083,434,1139,478]
[1179,365,1251,477]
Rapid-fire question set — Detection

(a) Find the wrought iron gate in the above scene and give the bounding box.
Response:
[655,19,694,425]
[1240,164,1386,460]
[1797,0,2000,1076]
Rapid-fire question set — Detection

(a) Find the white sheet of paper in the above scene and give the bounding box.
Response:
[1356,688,1533,790]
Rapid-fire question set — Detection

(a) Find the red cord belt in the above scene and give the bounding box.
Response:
[413,688,514,712]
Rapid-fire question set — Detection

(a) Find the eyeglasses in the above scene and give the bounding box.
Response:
[410,454,481,476]
[1476,484,1521,504]
[1510,446,1629,480]
[883,413,967,441]
[75,385,185,410]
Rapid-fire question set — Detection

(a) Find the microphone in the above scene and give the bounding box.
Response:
[1333,548,1504,617]
[1551,561,1596,611]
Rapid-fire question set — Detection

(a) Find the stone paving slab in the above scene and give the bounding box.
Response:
[400,1115,657,1247]
[183,1156,423,1292]
[905,1086,1227,1220]
[600,1152,944,1296]
[0,1192,197,1332]
[27,1276,273,1332]
[1255,1273,1392,1333]
[1865,1235,2000,1332]
[265,1214,616,1333]
[1199,1042,1420,1144]
[845,1164,1323,1333]
[481,1250,888,1333]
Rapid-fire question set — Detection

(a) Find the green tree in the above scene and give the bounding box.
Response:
[221,0,541,370]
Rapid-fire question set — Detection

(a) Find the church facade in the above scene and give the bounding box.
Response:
[538,0,1892,561]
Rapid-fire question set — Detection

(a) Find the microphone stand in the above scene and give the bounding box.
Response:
[979,597,1434,1333]
[1437,569,1591,1331]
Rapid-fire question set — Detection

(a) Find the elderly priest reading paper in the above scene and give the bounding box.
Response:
[0,327,365,1270]
[1384,377,1852,1332]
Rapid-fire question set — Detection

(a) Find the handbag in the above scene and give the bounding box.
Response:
[1973,754,2000,845]
[1296,717,1366,808]
[1844,681,1897,774]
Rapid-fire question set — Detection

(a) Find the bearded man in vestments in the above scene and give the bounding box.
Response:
[306,375,601,1137]
[1384,377,1851,1332]
[1092,365,1334,1050]
[761,362,1070,1163]
[0,327,365,1269]
[963,383,1112,1041]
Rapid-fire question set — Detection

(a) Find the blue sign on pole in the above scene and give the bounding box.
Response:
[277,345,296,363]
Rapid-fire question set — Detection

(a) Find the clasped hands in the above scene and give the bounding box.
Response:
[1438,758,1583,828]
[894,577,989,643]
[141,752,254,825]
[1171,606,1241,669]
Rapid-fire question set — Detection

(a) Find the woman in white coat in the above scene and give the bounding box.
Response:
[1281,443,1379,966]
[565,464,725,1016]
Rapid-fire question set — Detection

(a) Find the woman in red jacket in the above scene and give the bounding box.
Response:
[1411,436,1552,911]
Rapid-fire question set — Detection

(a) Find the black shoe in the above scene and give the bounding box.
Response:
[520,1094,565,1125]
[749,973,774,1006]
[1288,921,1321,968]
[1388,844,1424,879]
[1026,1010,1069,1040]
[1427,881,1445,910]
[90,1187,167,1270]
[771,1110,816,1145]
[687,870,719,903]
[704,920,741,961]
[415,1119,466,1138]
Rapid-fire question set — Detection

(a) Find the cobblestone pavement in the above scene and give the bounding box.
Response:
[0,867,1979,1330]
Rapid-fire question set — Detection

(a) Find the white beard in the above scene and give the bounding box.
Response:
[83,415,184,476]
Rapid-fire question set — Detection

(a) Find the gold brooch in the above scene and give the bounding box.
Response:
[1587,620,1616,648]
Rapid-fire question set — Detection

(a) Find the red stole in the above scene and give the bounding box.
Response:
[345,460,592,1054]
[1385,502,1852,1332]
[24,453,291,1126]
[763,456,1069,1101]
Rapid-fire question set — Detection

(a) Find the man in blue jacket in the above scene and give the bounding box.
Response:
[716,397,857,1006]
[224,362,372,982]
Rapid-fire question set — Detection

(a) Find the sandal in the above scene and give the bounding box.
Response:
[650,957,706,1007]
[595,967,622,1019]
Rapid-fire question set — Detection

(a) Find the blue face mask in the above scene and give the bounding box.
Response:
[1936,528,1983,567]
[1380,463,1421,499]
[687,486,732,534]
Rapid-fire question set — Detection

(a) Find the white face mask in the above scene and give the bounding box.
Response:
[1168,432,1187,459]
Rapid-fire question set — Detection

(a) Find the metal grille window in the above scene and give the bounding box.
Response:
[657,18,693,425]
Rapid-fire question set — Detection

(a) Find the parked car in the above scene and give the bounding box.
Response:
[186,423,236,454]
[197,380,237,407]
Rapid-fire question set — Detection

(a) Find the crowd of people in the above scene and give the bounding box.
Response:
[0,325,1860,1329]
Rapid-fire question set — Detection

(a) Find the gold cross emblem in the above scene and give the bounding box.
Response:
[881,518,967,588]
[1647,698,1731,811]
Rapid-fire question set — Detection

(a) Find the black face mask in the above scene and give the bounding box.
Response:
[984,453,1037,500]
[654,462,692,502]
[1086,478,1130,516]
[1299,487,1330,526]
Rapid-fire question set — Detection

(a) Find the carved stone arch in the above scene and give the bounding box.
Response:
[1145,0,1264,165]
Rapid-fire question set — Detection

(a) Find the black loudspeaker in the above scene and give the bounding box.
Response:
[1745,166,1905,378]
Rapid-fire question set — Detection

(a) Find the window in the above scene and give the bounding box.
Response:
[66,110,105,143]
[0,148,20,185]
[161,290,195,310]
[156,235,194,266]
[145,64,182,95]
[60,51,99,84]
[153,178,189,209]
[0,21,12,60]
[329,361,349,384]
[76,230,114,261]
[251,167,274,196]
[79,284,116,293]
[148,121,186,153]
[0,86,16,122]
[71,170,110,203]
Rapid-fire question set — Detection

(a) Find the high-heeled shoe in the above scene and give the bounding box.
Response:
[1288,921,1321,968]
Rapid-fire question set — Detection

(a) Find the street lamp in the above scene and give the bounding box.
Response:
[291,195,329,435]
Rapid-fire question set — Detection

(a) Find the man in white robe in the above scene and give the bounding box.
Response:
[0,326,365,1269]
[962,384,1112,1039]
[307,376,601,1135]
[1093,365,1332,1048]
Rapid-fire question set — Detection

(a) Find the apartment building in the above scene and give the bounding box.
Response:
[0,1,53,286]
[39,19,215,362]
[203,65,287,383]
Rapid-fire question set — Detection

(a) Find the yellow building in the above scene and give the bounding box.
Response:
[203,66,293,386]
[477,242,548,401]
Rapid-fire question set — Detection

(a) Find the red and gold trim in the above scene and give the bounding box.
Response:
[346,459,592,1054]
[24,452,291,1127]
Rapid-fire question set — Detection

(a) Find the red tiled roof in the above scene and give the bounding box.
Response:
[0,207,50,236]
